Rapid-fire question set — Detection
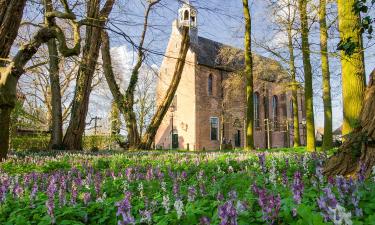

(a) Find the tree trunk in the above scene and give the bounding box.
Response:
[45,0,63,149]
[47,38,63,149]
[338,0,366,136]
[287,17,300,147]
[319,0,333,151]
[0,107,11,161]
[324,70,375,178]
[0,0,27,60]
[242,0,255,150]
[298,0,316,151]
[63,0,114,150]
[138,27,190,150]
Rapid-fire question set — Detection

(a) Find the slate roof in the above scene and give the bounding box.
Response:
[193,36,244,70]
[192,36,290,83]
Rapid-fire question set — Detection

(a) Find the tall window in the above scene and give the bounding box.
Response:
[210,117,219,141]
[254,92,260,128]
[208,74,213,96]
[184,10,189,20]
[290,99,294,118]
[272,95,278,130]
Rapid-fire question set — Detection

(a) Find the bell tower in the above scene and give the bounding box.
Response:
[178,0,198,43]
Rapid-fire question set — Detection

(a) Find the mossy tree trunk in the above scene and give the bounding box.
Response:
[63,0,114,150]
[319,0,333,151]
[338,0,366,136]
[242,0,255,150]
[286,4,300,147]
[45,0,63,150]
[298,0,316,151]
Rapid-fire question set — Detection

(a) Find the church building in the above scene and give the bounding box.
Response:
[155,2,306,150]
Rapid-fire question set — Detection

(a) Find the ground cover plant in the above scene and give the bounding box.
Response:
[1,150,375,225]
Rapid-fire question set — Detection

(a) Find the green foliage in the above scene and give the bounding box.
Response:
[1,150,374,224]
[338,0,375,55]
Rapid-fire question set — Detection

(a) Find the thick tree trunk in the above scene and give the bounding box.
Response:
[48,38,63,149]
[298,0,316,151]
[287,21,300,147]
[242,0,255,150]
[324,70,375,178]
[338,0,366,136]
[0,107,11,161]
[0,0,27,60]
[319,0,333,151]
[138,27,190,150]
[63,0,114,150]
[45,0,63,149]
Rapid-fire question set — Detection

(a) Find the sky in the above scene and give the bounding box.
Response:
[82,0,374,131]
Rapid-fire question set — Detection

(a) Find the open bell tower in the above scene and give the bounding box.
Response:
[178,0,198,43]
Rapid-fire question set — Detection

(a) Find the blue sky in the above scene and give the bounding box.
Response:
[106,0,375,131]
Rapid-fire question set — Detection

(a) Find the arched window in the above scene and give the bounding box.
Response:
[272,95,278,130]
[253,92,260,128]
[208,74,213,96]
[184,10,189,20]
[290,99,294,118]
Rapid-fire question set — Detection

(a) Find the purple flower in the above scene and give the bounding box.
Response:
[292,171,304,204]
[200,216,211,225]
[252,184,281,224]
[188,186,197,202]
[116,192,134,225]
[282,170,288,187]
[173,181,179,198]
[199,183,207,196]
[217,192,224,201]
[358,162,366,183]
[258,153,266,173]
[46,175,57,224]
[83,192,91,205]
[94,172,102,198]
[218,200,237,225]
[317,187,338,222]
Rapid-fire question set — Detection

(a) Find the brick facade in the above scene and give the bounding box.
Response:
[155,20,306,150]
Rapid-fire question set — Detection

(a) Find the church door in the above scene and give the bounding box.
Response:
[172,133,179,149]
[234,130,241,147]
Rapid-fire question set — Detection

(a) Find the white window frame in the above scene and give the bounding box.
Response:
[210,117,219,141]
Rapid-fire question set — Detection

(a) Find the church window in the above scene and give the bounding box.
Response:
[210,117,219,141]
[184,10,189,20]
[208,74,213,96]
[254,92,260,128]
[272,95,279,130]
[290,99,294,118]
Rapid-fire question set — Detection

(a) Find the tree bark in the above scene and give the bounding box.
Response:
[138,27,190,150]
[298,0,316,151]
[63,0,114,150]
[324,70,375,178]
[286,4,300,147]
[319,0,333,151]
[242,0,255,150]
[0,107,11,161]
[338,0,366,136]
[0,0,27,61]
[45,0,63,149]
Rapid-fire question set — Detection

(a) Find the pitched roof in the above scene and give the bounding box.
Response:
[191,36,290,83]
